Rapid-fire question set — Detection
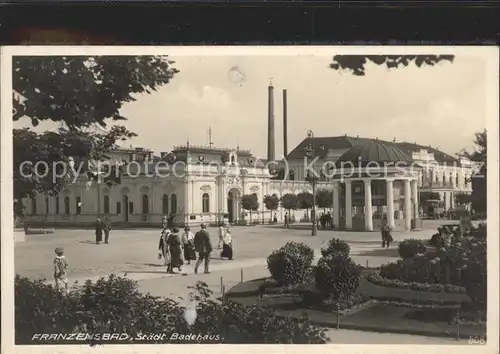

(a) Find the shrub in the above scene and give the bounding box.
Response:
[398,239,427,259]
[15,276,328,344]
[429,233,444,247]
[321,238,350,258]
[314,254,361,299]
[461,238,487,308]
[267,242,314,286]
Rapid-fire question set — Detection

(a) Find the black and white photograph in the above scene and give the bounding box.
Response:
[1,46,498,353]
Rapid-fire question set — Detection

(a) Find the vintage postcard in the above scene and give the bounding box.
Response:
[1,46,498,354]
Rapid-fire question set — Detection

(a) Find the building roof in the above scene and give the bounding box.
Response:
[287,135,461,166]
[335,139,413,167]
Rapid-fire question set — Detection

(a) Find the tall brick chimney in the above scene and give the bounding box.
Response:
[267,81,275,162]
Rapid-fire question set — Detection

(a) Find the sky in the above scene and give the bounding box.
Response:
[15,54,488,159]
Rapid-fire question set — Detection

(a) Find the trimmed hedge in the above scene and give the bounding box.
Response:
[314,254,361,299]
[367,272,466,294]
[320,238,350,258]
[15,275,328,344]
[266,242,315,286]
[398,239,427,259]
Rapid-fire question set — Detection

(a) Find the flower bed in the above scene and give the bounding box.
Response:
[367,272,466,294]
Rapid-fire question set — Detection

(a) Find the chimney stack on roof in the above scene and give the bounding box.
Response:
[393,137,396,142]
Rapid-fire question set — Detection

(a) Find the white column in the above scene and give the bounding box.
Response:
[451,191,455,210]
[411,180,419,220]
[332,181,340,228]
[345,180,352,229]
[364,180,373,231]
[404,179,412,230]
[386,180,395,229]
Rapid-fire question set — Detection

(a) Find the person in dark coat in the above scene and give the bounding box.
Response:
[381,217,393,248]
[103,216,112,244]
[194,224,213,274]
[95,217,103,245]
[181,227,196,265]
[158,228,171,273]
[168,227,184,273]
[167,214,175,229]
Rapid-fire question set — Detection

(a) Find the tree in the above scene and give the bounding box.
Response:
[315,189,332,211]
[419,192,441,206]
[297,192,314,219]
[263,194,280,221]
[459,129,487,169]
[280,193,298,216]
[458,130,487,214]
[241,194,259,224]
[329,55,454,76]
[454,192,472,206]
[13,56,179,207]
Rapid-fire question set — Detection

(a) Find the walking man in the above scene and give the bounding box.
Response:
[284,212,289,228]
[194,224,213,274]
[103,216,112,244]
[95,217,103,245]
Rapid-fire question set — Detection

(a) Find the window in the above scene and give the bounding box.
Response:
[442,174,445,184]
[456,174,459,186]
[45,196,49,214]
[104,196,110,214]
[449,173,453,184]
[76,197,82,215]
[288,170,295,181]
[116,201,121,214]
[202,193,210,213]
[171,194,177,213]
[129,202,134,214]
[162,194,169,214]
[55,196,60,214]
[435,172,439,182]
[64,197,70,215]
[31,196,37,215]
[142,194,149,214]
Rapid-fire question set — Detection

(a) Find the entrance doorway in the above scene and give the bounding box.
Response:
[123,195,129,222]
[227,188,241,223]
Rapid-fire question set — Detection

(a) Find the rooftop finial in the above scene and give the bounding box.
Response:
[208,127,214,148]
[269,77,273,86]
[393,137,396,142]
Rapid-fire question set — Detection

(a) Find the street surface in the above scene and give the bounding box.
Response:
[15,221,467,344]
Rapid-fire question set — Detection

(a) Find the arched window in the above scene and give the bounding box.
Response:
[104,196,110,214]
[142,194,149,214]
[202,193,210,213]
[288,169,295,181]
[55,196,60,214]
[64,196,70,215]
[76,197,82,215]
[162,194,169,215]
[45,196,49,214]
[171,194,177,213]
[456,174,459,186]
[31,196,37,215]
[442,174,446,184]
[449,173,453,184]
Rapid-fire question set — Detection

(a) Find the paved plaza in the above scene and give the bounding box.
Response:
[15,221,465,344]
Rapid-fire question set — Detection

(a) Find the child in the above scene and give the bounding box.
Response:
[53,247,69,295]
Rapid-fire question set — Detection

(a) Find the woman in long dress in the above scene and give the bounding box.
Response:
[220,227,233,260]
[158,228,172,273]
[182,227,196,265]
[168,227,184,273]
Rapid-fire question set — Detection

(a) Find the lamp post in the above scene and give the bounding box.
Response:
[304,130,318,236]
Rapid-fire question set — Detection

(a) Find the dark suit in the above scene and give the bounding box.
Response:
[194,229,212,273]
[95,221,103,244]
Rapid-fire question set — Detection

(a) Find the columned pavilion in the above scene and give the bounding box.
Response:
[330,140,422,231]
